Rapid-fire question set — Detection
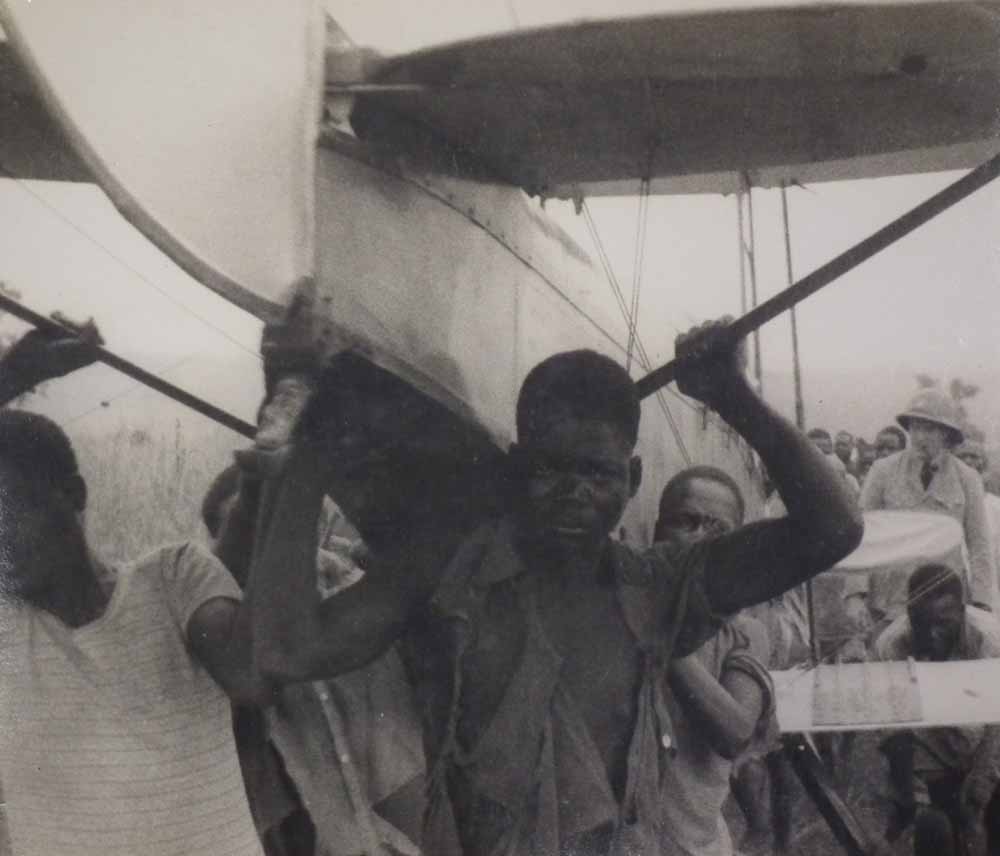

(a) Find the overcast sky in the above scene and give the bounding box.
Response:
[1,1,998,440]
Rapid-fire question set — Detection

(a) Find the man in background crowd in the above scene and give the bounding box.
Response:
[876,565,1000,855]
[835,430,857,478]
[856,438,877,485]
[808,427,834,455]
[876,425,908,459]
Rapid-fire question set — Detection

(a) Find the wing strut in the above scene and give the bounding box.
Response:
[636,153,1000,400]
[0,290,256,438]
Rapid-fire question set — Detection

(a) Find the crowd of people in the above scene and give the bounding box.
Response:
[0,313,998,856]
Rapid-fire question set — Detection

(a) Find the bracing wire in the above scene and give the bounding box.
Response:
[581,201,691,465]
[0,163,262,361]
[626,179,651,372]
[62,353,197,427]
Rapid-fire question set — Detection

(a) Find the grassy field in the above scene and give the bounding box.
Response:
[71,420,241,562]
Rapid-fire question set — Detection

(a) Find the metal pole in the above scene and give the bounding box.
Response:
[744,176,763,395]
[736,187,748,316]
[780,184,819,664]
[636,153,1000,399]
[0,291,256,438]
[780,184,806,431]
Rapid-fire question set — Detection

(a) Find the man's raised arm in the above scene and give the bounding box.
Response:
[0,318,102,405]
[244,434,445,685]
[673,320,863,614]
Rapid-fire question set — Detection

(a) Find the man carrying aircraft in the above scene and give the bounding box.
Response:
[240,316,862,856]
[653,465,778,856]
[0,323,270,856]
[875,564,1000,856]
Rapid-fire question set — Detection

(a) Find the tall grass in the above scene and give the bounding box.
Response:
[71,421,242,564]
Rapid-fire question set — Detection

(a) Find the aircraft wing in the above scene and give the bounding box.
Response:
[348,1,1000,196]
[0,2,325,320]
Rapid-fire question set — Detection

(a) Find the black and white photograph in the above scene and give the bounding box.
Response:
[1,2,999,854]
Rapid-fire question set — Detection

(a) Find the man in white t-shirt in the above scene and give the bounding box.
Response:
[0,404,269,856]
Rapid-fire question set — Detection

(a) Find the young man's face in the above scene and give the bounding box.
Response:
[875,430,903,459]
[910,592,964,661]
[834,434,853,464]
[811,434,833,455]
[907,419,949,462]
[656,477,741,550]
[0,461,82,602]
[516,410,639,557]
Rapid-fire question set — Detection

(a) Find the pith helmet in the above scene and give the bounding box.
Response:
[896,389,964,445]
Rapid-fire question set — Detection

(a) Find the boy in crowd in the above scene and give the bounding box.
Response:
[241,318,862,855]
[876,565,1000,855]
[0,325,268,855]
[654,466,778,855]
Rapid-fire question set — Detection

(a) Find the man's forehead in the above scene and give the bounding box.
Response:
[675,478,740,517]
[522,405,632,449]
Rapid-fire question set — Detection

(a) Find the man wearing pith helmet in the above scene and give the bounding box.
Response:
[861,388,997,613]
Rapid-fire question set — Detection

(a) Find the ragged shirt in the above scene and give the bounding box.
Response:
[660,616,777,856]
[404,519,726,856]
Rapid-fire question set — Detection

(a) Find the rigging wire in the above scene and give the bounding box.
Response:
[626,179,650,372]
[62,353,197,427]
[581,201,691,465]
[0,163,262,361]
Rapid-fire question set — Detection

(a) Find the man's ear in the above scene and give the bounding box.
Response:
[629,456,643,498]
[65,474,87,513]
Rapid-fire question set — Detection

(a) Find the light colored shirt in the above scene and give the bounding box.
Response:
[861,450,997,612]
[0,543,261,856]
[266,498,424,856]
[660,616,777,856]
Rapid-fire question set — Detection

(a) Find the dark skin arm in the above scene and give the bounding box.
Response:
[0,317,103,405]
[247,441,432,684]
[674,319,864,613]
[669,654,766,760]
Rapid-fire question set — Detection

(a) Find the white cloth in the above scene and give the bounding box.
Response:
[0,543,261,856]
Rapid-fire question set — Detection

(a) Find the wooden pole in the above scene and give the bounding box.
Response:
[637,153,1000,399]
[0,290,256,438]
